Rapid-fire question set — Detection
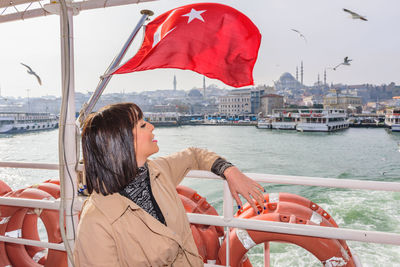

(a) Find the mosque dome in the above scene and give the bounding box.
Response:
[279,72,296,81]
[188,89,203,98]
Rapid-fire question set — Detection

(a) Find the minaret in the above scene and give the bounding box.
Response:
[300,61,304,85]
[203,76,206,98]
[173,75,177,91]
[317,73,320,88]
[296,66,298,81]
[324,69,327,87]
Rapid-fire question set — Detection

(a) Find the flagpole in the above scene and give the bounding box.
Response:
[77,9,154,126]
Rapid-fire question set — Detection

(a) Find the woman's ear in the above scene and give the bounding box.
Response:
[77,160,89,196]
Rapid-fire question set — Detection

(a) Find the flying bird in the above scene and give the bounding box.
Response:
[20,63,42,85]
[291,29,307,43]
[333,56,353,70]
[343,8,368,21]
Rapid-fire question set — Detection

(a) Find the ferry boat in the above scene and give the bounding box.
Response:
[296,109,349,132]
[0,112,58,134]
[256,118,271,129]
[144,112,179,126]
[270,109,300,130]
[1,1,400,267]
[384,108,400,132]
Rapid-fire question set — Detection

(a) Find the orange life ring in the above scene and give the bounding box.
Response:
[0,191,14,267]
[42,179,60,186]
[30,182,60,199]
[23,212,47,265]
[177,186,222,264]
[218,193,356,267]
[190,224,207,261]
[237,192,338,227]
[0,187,20,267]
[235,192,351,253]
[176,185,224,236]
[3,187,67,267]
[0,180,12,196]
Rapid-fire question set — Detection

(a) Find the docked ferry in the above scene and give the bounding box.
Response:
[256,118,271,129]
[384,108,400,132]
[144,112,179,126]
[270,109,300,130]
[0,112,58,134]
[296,109,349,132]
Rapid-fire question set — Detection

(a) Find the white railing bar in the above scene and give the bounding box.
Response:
[248,173,400,192]
[187,213,400,246]
[186,170,400,192]
[1,164,398,193]
[0,235,66,251]
[0,161,59,170]
[0,197,60,210]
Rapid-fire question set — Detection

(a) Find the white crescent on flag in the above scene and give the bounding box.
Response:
[152,9,179,47]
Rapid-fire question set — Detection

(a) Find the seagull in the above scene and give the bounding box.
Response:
[20,62,42,85]
[333,57,353,70]
[291,29,307,43]
[343,8,368,21]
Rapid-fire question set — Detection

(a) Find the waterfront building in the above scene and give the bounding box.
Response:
[260,94,284,116]
[218,89,251,115]
[249,85,275,114]
[302,95,323,107]
[323,89,362,113]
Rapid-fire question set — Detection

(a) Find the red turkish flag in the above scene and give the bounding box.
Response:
[113,3,261,88]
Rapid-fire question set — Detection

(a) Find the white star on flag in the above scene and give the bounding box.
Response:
[182,8,206,23]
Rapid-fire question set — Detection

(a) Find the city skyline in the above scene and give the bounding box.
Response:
[0,0,399,97]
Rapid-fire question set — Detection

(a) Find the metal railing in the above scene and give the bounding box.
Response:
[1,161,400,266]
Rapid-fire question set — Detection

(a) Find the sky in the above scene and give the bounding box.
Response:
[0,0,399,97]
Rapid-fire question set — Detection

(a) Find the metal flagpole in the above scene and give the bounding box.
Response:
[77,9,154,126]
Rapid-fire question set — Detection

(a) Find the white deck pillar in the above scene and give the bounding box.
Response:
[59,3,79,266]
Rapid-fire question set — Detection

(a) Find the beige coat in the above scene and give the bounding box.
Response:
[74,147,220,267]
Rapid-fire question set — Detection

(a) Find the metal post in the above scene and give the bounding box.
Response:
[78,9,153,126]
[59,2,78,266]
[264,242,270,267]
[223,180,234,267]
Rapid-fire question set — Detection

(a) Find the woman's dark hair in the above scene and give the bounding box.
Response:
[81,102,143,195]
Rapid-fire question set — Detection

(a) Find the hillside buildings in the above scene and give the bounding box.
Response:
[323,89,362,113]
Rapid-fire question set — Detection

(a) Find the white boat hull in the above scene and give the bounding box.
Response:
[0,121,58,134]
[257,122,271,129]
[271,122,297,130]
[296,122,349,132]
[390,124,400,132]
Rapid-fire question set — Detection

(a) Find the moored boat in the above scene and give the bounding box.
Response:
[144,112,180,126]
[256,118,271,129]
[296,109,349,132]
[384,108,400,132]
[0,112,58,134]
[271,109,300,130]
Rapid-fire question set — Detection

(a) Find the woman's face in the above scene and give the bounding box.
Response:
[133,119,159,166]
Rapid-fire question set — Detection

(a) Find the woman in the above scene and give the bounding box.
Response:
[74,103,265,267]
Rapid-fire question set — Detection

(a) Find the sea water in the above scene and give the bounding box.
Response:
[1,126,399,266]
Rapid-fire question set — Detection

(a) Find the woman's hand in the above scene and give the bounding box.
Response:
[223,166,265,214]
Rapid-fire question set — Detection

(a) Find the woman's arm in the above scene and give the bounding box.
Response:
[153,148,265,213]
[152,147,220,186]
